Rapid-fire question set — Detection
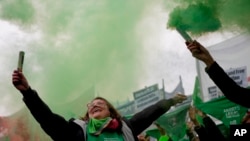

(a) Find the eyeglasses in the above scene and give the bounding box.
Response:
[87,101,106,109]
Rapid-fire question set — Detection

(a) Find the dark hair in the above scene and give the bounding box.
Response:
[81,97,122,121]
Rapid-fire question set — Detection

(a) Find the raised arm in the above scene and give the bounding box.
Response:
[12,70,82,140]
[186,41,250,108]
[206,62,250,107]
[196,108,226,141]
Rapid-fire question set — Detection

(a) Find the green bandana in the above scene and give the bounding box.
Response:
[88,117,112,135]
[87,117,124,141]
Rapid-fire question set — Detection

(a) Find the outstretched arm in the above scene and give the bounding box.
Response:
[12,70,81,140]
[186,41,250,108]
[196,109,226,141]
[188,106,208,141]
[128,94,187,135]
[206,62,250,108]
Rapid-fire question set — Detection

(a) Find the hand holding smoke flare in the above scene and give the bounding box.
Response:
[176,27,192,42]
[17,51,25,72]
[167,3,221,53]
[176,27,200,54]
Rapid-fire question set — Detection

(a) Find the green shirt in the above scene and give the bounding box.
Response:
[87,129,124,141]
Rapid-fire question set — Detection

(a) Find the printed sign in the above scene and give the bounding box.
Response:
[133,84,163,112]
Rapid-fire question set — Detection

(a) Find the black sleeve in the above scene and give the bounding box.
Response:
[21,88,83,141]
[206,62,250,108]
[203,116,226,141]
[127,99,175,135]
[194,125,209,141]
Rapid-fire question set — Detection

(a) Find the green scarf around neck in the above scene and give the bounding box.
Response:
[88,117,112,135]
[87,117,124,141]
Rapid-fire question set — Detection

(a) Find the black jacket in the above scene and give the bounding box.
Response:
[194,116,227,141]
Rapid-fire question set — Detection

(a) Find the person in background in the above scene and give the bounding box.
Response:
[12,70,187,141]
[188,106,227,141]
[186,40,250,108]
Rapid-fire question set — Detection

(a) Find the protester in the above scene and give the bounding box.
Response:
[188,106,227,141]
[186,40,250,108]
[188,107,208,141]
[12,70,187,141]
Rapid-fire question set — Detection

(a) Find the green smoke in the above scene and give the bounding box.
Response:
[220,0,250,32]
[0,0,35,25]
[36,1,146,107]
[167,0,250,36]
[0,0,154,118]
[168,3,221,35]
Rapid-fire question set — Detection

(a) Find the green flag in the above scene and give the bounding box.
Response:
[192,76,247,127]
[192,76,203,106]
[156,103,190,141]
[146,129,161,140]
[196,97,247,127]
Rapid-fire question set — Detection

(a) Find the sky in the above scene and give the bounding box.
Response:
[0,0,247,117]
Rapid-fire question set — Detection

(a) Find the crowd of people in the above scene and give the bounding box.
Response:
[10,36,250,140]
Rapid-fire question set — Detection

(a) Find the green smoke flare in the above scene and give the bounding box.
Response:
[167,0,250,35]
[167,3,221,35]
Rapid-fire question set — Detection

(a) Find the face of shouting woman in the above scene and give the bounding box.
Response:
[87,99,110,119]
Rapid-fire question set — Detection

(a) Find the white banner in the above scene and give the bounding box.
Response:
[197,34,250,102]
